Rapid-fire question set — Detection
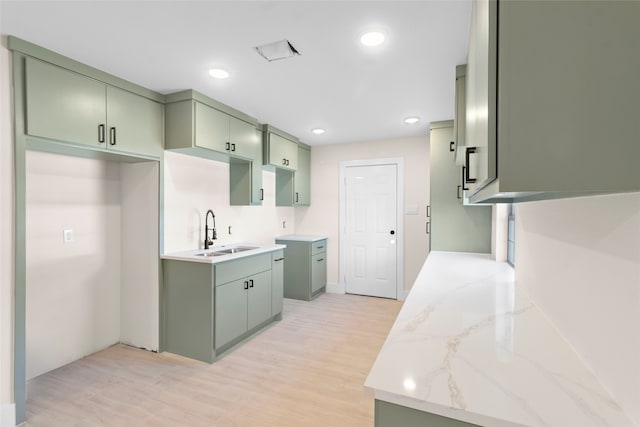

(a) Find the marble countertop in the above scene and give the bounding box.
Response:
[275,234,327,242]
[161,242,285,264]
[365,251,631,427]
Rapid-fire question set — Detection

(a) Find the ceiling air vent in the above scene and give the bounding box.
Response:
[255,39,301,62]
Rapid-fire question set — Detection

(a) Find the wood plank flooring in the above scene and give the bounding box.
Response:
[24,293,403,427]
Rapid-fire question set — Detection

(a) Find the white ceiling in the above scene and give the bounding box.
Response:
[1,1,472,146]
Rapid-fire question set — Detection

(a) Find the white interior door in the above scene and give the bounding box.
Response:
[344,164,398,299]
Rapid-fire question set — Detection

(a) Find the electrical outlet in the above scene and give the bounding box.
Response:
[63,229,73,243]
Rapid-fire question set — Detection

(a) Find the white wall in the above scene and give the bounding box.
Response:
[295,135,430,292]
[25,152,122,380]
[163,151,295,252]
[0,38,15,424]
[120,162,159,351]
[515,193,640,424]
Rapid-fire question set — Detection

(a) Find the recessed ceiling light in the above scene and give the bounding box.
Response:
[404,117,420,124]
[208,68,229,79]
[311,128,326,135]
[360,31,385,47]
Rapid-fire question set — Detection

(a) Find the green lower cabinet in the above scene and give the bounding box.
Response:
[163,250,283,363]
[275,238,327,301]
[375,400,480,427]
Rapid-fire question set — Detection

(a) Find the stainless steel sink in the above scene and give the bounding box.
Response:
[194,246,259,257]
[194,251,225,257]
[215,246,259,254]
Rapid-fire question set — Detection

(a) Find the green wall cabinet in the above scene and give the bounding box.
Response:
[165,90,263,206]
[163,250,283,363]
[429,121,491,253]
[25,57,163,158]
[294,144,311,206]
[275,143,311,207]
[275,236,327,301]
[263,125,298,171]
[167,96,259,161]
[466,0,640,203]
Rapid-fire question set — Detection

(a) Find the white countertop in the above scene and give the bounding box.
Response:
[275,234,327,242]
[365,251,632,427]
[161,242,285,264]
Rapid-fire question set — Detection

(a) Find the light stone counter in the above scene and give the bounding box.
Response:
[365,251,632,427]
[275,234,327,242]
[161,242,285,264]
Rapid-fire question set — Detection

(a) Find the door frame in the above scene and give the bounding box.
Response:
[339,158,405,300]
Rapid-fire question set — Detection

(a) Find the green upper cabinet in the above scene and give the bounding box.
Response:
[294,144,311,206]
[466,0,640,203]
[166,92,259,162]
[263,125,298,171]
[25,57,163,158]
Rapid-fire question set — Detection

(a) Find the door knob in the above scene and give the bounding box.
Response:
[390,230,395,235]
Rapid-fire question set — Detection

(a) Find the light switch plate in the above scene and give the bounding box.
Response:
[63,229,73,243]
[405,204,419,215]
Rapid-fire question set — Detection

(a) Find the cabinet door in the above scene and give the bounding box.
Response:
[250,128,263,204]
[194,101,229,153]
[215,278,248,349]
[247,270,272,331]
[466,0,497,194]
[294,146,311,206]
[311,253,326,294]
[106,86,163,157]
[271,252,284,315]
[269,133,298,170]
[25,58,106,147]
[229,116,257,160]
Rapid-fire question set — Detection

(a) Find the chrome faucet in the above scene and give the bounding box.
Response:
[204,210,217,249]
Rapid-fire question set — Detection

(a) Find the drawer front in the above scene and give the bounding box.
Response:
[215,253,271,285]
[311,239,327,255]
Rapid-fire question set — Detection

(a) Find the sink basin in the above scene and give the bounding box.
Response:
[194,251,226,257]
[194,246,259,257]
[215,246,259,254]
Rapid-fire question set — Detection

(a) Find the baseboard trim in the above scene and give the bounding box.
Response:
[327,282,410,301]
[325,282,344,294]
[1,403,15,427]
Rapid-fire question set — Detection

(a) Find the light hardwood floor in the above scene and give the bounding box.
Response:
[25,293,403,427]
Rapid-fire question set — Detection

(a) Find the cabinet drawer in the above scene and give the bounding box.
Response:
[215,253,271,285]
[311,240,327,255]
